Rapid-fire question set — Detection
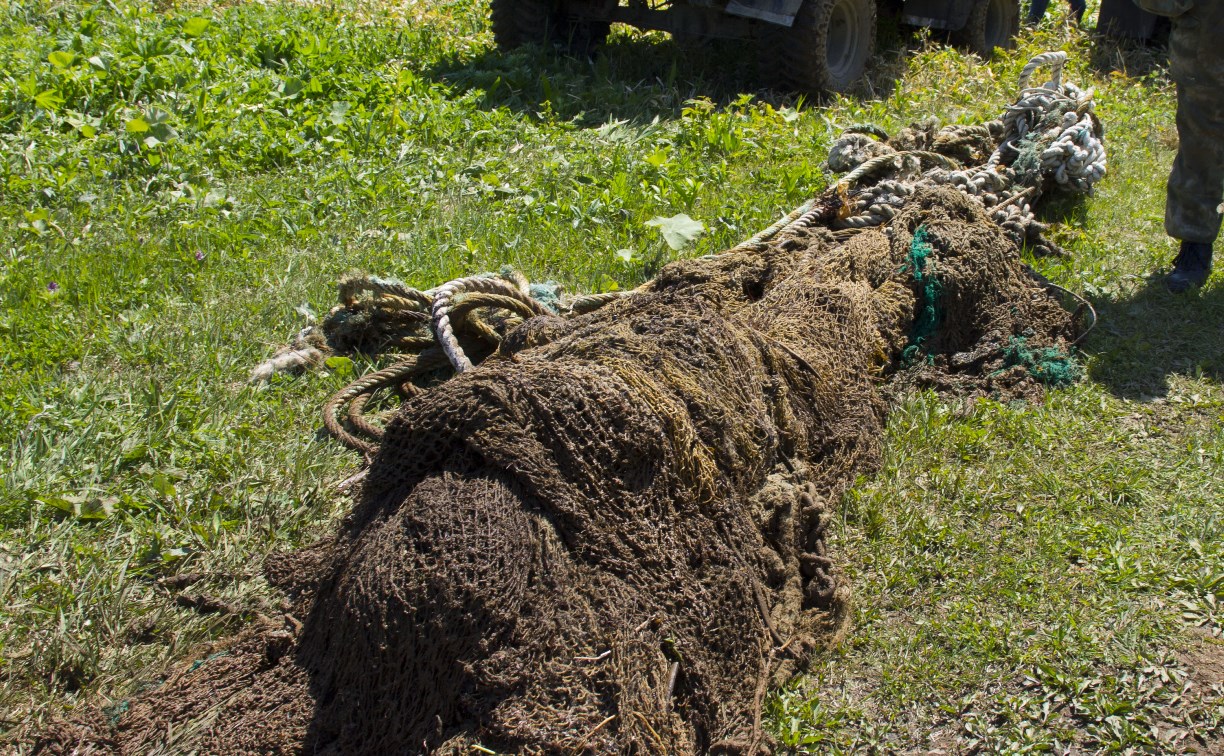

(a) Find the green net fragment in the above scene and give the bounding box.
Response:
[528,282,562,313]
[104,700,130,727]
[999,335,1082,387]
[1011,134,1045,188]
[188,651,229,672]
[901,225,942,365]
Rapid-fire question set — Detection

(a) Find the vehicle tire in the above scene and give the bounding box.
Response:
[490,0,609,56]
[761,0,877,95]
[953,0,1019,57]
[562,17,612,57]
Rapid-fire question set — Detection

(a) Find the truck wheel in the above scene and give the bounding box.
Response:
[763,0,877,94]
[564,18,612,57]
[490,0,609,56]
[953,0,1019,57]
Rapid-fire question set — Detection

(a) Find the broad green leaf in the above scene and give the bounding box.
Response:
[615,249,634,262]
[645,213,705,251]
[38,496,75,515]
[40,494,117,520]
[47,50,75,69]
[121,443,148,463]
[66,114,97,138]
[279,77,306,97]
[17,74,38,97]
[644,148,669,168]
[203,188,231,208]
[325,355,354,378]
[125,117,150,134]
[183,17,210,36]
[328,101,350,126]
[150,472,177,498]
[539,74,554,105]
[33,90,64,111]
[77,496,118,520]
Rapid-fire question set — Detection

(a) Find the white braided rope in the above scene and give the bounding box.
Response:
[1040,113,1106,190]
[827,52,1106,238]
[430,275,553,373]
[1016,50,1067,91]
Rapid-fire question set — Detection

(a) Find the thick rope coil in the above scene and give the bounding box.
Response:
[345,392,385,445]
[727,199,816,253]
[838,150,959,189]
[1039,114,1106,190]
[447,292,545,326]
[431,276,552,373]
[843,123,891,140]
[1016,50,1067,91]
[569,291,633,315]
[824,52,1105,248]
[313,271,559,452]
[322,353,443,456]
[932,123,994,152]
[338,275,433,308]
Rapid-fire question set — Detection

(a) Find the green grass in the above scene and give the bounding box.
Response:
[2,0,1222,750]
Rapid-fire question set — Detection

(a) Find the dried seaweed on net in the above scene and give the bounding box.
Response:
[25,54,1096,756]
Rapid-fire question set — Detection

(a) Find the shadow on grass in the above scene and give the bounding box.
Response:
[1036,189,1093,229]
[1087,273,1224,399]
[429,33,763,124]
[426,24,911,125]
[1086,28,1169,82]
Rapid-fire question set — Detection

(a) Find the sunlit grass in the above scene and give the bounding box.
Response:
[1,0,1221,749]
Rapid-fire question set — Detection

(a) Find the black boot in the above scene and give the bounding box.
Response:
[1166,241,1214,293]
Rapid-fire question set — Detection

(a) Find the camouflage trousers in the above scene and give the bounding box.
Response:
[1165,0,1224,243]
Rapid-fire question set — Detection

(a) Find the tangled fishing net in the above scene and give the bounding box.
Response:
[28,53,1101,755]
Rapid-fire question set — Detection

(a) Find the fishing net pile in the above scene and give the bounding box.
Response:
[26,54,1099,755]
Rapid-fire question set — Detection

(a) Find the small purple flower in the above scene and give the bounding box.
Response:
[47,281,59,292]
[195,251,205,261]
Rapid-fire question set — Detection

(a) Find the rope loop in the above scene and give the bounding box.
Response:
[431,276,552,373]
[1017,50,1068,91]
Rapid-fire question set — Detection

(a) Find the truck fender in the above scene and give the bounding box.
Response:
[724,0,806,27]
[900,0,977,30]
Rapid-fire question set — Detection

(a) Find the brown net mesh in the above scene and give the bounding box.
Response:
[27,188,1079,755]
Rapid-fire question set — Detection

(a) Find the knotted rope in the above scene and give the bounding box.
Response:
[825,51,1106,254]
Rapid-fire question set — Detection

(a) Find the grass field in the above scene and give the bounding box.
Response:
[2,0,1223,750]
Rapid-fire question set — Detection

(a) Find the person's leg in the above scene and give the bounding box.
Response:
[1027,0,1052,24]
[1165,83,1224,291]
[1163,3,1224,291]
[1066,0,1086,24]
[1165,85,1224,247]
